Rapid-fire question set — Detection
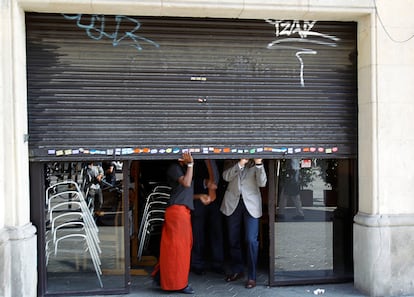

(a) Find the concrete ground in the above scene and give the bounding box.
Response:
[90,270,368,297]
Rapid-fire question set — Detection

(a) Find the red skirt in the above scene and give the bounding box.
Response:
[157,204,192,291]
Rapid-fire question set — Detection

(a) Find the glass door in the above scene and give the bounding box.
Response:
[271,158,357,284]
[33,161,128,295]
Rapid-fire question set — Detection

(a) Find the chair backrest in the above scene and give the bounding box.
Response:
[152,185,172,194]
[51,211,83,233]
[47,191,81,211]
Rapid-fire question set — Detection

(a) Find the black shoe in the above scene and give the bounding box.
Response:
[179,285,195,294]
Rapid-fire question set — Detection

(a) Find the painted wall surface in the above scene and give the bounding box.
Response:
[2,0,414,296]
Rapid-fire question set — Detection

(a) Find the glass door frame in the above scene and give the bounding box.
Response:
[29,161,131,297]
[267,158,357,286]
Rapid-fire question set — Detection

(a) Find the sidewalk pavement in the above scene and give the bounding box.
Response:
[93,271,368,297]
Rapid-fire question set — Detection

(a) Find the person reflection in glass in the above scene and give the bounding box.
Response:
[277,158,305,220]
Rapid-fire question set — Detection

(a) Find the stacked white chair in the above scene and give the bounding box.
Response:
[45,180,103,288]
[137,186,171,260]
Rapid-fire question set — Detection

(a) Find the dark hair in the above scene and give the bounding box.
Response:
[246,159,256,168]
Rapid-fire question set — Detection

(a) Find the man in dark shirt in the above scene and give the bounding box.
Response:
[152,151,211,294]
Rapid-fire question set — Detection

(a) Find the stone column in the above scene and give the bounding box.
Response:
[1,1,38,296]
[354,1,414,296]
[8,225,38,297]
[354,214,414,296]
[0,229,11,297]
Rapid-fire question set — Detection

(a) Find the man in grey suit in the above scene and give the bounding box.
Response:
[220,158,267,289]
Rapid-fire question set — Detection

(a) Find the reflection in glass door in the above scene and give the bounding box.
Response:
[273,159,356,284]
[43,161,127,294]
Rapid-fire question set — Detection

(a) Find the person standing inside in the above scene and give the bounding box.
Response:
[221,158,267,289]
[191,159,224,275]
[85,161,104,213]
[102,161,117,186]
[152,151,211,294]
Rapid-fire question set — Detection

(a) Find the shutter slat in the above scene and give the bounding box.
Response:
[27,13,357,160]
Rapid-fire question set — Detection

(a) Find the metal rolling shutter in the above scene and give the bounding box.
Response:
[26,13,357,161]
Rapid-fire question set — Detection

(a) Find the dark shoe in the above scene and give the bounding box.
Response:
[225,272,244,282]
[293,215,305,220]
[191,267,205,275]
[179,285,195,294]
[245,279,256,289]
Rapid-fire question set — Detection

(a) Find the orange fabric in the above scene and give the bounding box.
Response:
[159,205,192,291]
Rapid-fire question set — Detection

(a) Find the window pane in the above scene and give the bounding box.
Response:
[44,161,126,293]
[274,159,355,283]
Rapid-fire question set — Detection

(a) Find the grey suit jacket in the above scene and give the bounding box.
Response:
[220,161,267,218]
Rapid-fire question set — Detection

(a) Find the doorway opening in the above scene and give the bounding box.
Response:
[30,157,356,295]
[128,160,271,276]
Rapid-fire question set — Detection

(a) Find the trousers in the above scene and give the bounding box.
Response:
[226,198,259,281]
[191,199,224,271]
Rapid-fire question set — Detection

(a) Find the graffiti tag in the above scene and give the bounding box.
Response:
[266,20,340,87]
[62,14,159,51]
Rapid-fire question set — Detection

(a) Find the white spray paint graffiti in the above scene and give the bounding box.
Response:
[265,20,340,87]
